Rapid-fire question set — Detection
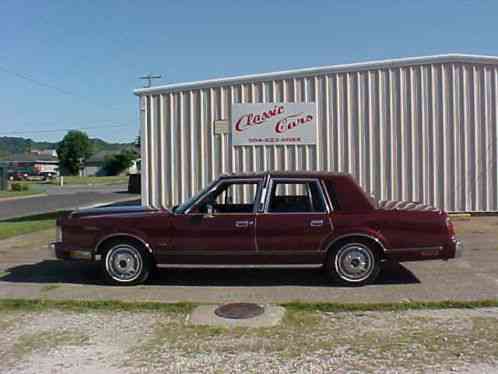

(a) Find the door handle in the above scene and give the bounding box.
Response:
[235,220,249,228]
[235,220,254,228]
[310,219,324,227]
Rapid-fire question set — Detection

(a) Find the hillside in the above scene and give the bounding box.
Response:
[0,136,135,158]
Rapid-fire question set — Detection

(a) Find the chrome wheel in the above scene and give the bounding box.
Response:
[334,243,375,283]
[105,244,143,283]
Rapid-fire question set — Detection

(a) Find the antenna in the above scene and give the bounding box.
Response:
[139,74,162,88]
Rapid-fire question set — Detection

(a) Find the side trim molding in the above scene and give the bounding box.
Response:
[157,264,323,269]
[385,246,443,253]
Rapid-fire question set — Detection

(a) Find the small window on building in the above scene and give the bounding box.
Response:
[268,180,326,213]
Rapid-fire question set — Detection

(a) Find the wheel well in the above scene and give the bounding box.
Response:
[327,235,384,259]
[95,235,150,256]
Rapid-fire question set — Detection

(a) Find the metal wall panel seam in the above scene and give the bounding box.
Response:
[472,66,479,210]
[140,96,149,207]
[357,72,364,187]
[441,64,448,210]
[158,95,166,209]
[494,69,498,209]
[463,66,470,211]
[148,96,156,208]
[399,68,406,201]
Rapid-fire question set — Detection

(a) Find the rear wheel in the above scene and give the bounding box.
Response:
[327,240,381,286]
[101,240,151,286]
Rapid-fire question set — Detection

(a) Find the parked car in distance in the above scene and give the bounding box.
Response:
[51,171,463,286]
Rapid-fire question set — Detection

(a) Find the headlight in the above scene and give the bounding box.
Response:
[56,226,63,242]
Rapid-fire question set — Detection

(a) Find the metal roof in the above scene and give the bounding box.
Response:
[134,53,498,96]
[0,153,59,163]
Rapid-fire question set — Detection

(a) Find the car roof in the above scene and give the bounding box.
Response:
[218,171,353,179]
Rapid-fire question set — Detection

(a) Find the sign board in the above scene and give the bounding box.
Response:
[213,119,229,135]
[231,103,317,146]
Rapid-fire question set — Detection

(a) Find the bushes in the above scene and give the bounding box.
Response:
[10,183,29,192]
[102,150,137,176]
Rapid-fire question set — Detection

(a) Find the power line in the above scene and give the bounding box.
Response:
[0,123,135,136]
[0,64,126,110]
[0,64,77,96]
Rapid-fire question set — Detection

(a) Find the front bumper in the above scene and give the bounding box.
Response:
[49,241,94,261]
[453,239,464,258]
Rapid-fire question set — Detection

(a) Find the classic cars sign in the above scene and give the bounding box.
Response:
[231,103,317,146]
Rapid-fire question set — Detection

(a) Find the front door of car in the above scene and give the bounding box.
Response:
[256,179,332,257]
[164,179,261,263]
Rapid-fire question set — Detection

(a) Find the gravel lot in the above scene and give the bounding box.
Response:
[1,307,497,373]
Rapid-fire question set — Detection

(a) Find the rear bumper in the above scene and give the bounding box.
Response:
[384,238,464,262]
[49,242,95,261]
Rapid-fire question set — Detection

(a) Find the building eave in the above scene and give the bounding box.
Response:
[133,53,498,96]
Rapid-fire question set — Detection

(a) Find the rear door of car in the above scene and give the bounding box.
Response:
[255,177,333,261]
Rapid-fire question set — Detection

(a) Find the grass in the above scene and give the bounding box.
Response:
[0,189,44,199]
[0,299,195,314]
[0,183,47,199]
[40,284,61,293]
[0,212,61,240]
[11,330,89,361]
[49,175,128,186]
[0,298,496,314]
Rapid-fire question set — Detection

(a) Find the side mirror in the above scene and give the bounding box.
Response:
[204,204,214,218]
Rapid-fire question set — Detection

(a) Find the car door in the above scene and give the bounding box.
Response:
[162,178,262,264]
[256,178,333,260]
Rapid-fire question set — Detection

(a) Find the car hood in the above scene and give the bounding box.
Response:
[70,205,162,219]
[377,200,439,212]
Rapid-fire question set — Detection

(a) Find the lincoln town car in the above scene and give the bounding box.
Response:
[51,172,463,286]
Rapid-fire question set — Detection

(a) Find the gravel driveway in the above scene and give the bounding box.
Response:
[1,307,497,373]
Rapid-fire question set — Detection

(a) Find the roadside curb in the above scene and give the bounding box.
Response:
[0,193,47,203]
[77,196,140,210]
[0,196,140,222]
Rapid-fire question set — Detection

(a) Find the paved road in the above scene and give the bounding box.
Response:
[0,185,139,220]
[0,217,496,304]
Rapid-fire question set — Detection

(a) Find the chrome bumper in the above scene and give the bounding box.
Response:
[454,239,464,258]
[49,241,94,260]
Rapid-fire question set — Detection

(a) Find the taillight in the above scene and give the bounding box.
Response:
[446,216,455,237]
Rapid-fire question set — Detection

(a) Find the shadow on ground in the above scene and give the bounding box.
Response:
[0,261,419,287]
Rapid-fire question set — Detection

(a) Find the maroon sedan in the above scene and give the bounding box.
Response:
[51,172,463,286]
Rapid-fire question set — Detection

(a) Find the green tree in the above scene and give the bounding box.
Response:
[56,130,93,175]
[102,149,136,176]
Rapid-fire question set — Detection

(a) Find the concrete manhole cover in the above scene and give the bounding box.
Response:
[214,303,265,319]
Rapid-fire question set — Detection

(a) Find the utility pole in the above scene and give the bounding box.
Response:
[139,74,162,88]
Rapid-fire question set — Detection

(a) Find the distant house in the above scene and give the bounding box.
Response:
[0,153,59,177]
[81,151,139,176]
[30,149,57,157]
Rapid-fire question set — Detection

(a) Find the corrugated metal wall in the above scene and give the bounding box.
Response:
[139,59,498,212]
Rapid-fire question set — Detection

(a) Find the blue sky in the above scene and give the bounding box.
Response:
[1,0,496,143]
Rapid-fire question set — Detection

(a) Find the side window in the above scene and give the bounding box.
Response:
[268,180,326,213]
[195,181,260,214]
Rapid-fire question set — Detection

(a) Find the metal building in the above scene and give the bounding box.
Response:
[135,54,498,212]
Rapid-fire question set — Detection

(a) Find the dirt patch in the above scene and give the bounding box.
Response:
[2,307,496,373]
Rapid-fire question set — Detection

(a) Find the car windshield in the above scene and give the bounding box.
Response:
[174,179,218,214]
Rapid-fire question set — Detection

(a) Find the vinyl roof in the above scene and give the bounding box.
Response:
[134,53,498,96]
[219,171,353,179]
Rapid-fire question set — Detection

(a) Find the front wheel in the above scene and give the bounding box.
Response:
[101,240,151,286]
[327,240,381,286]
